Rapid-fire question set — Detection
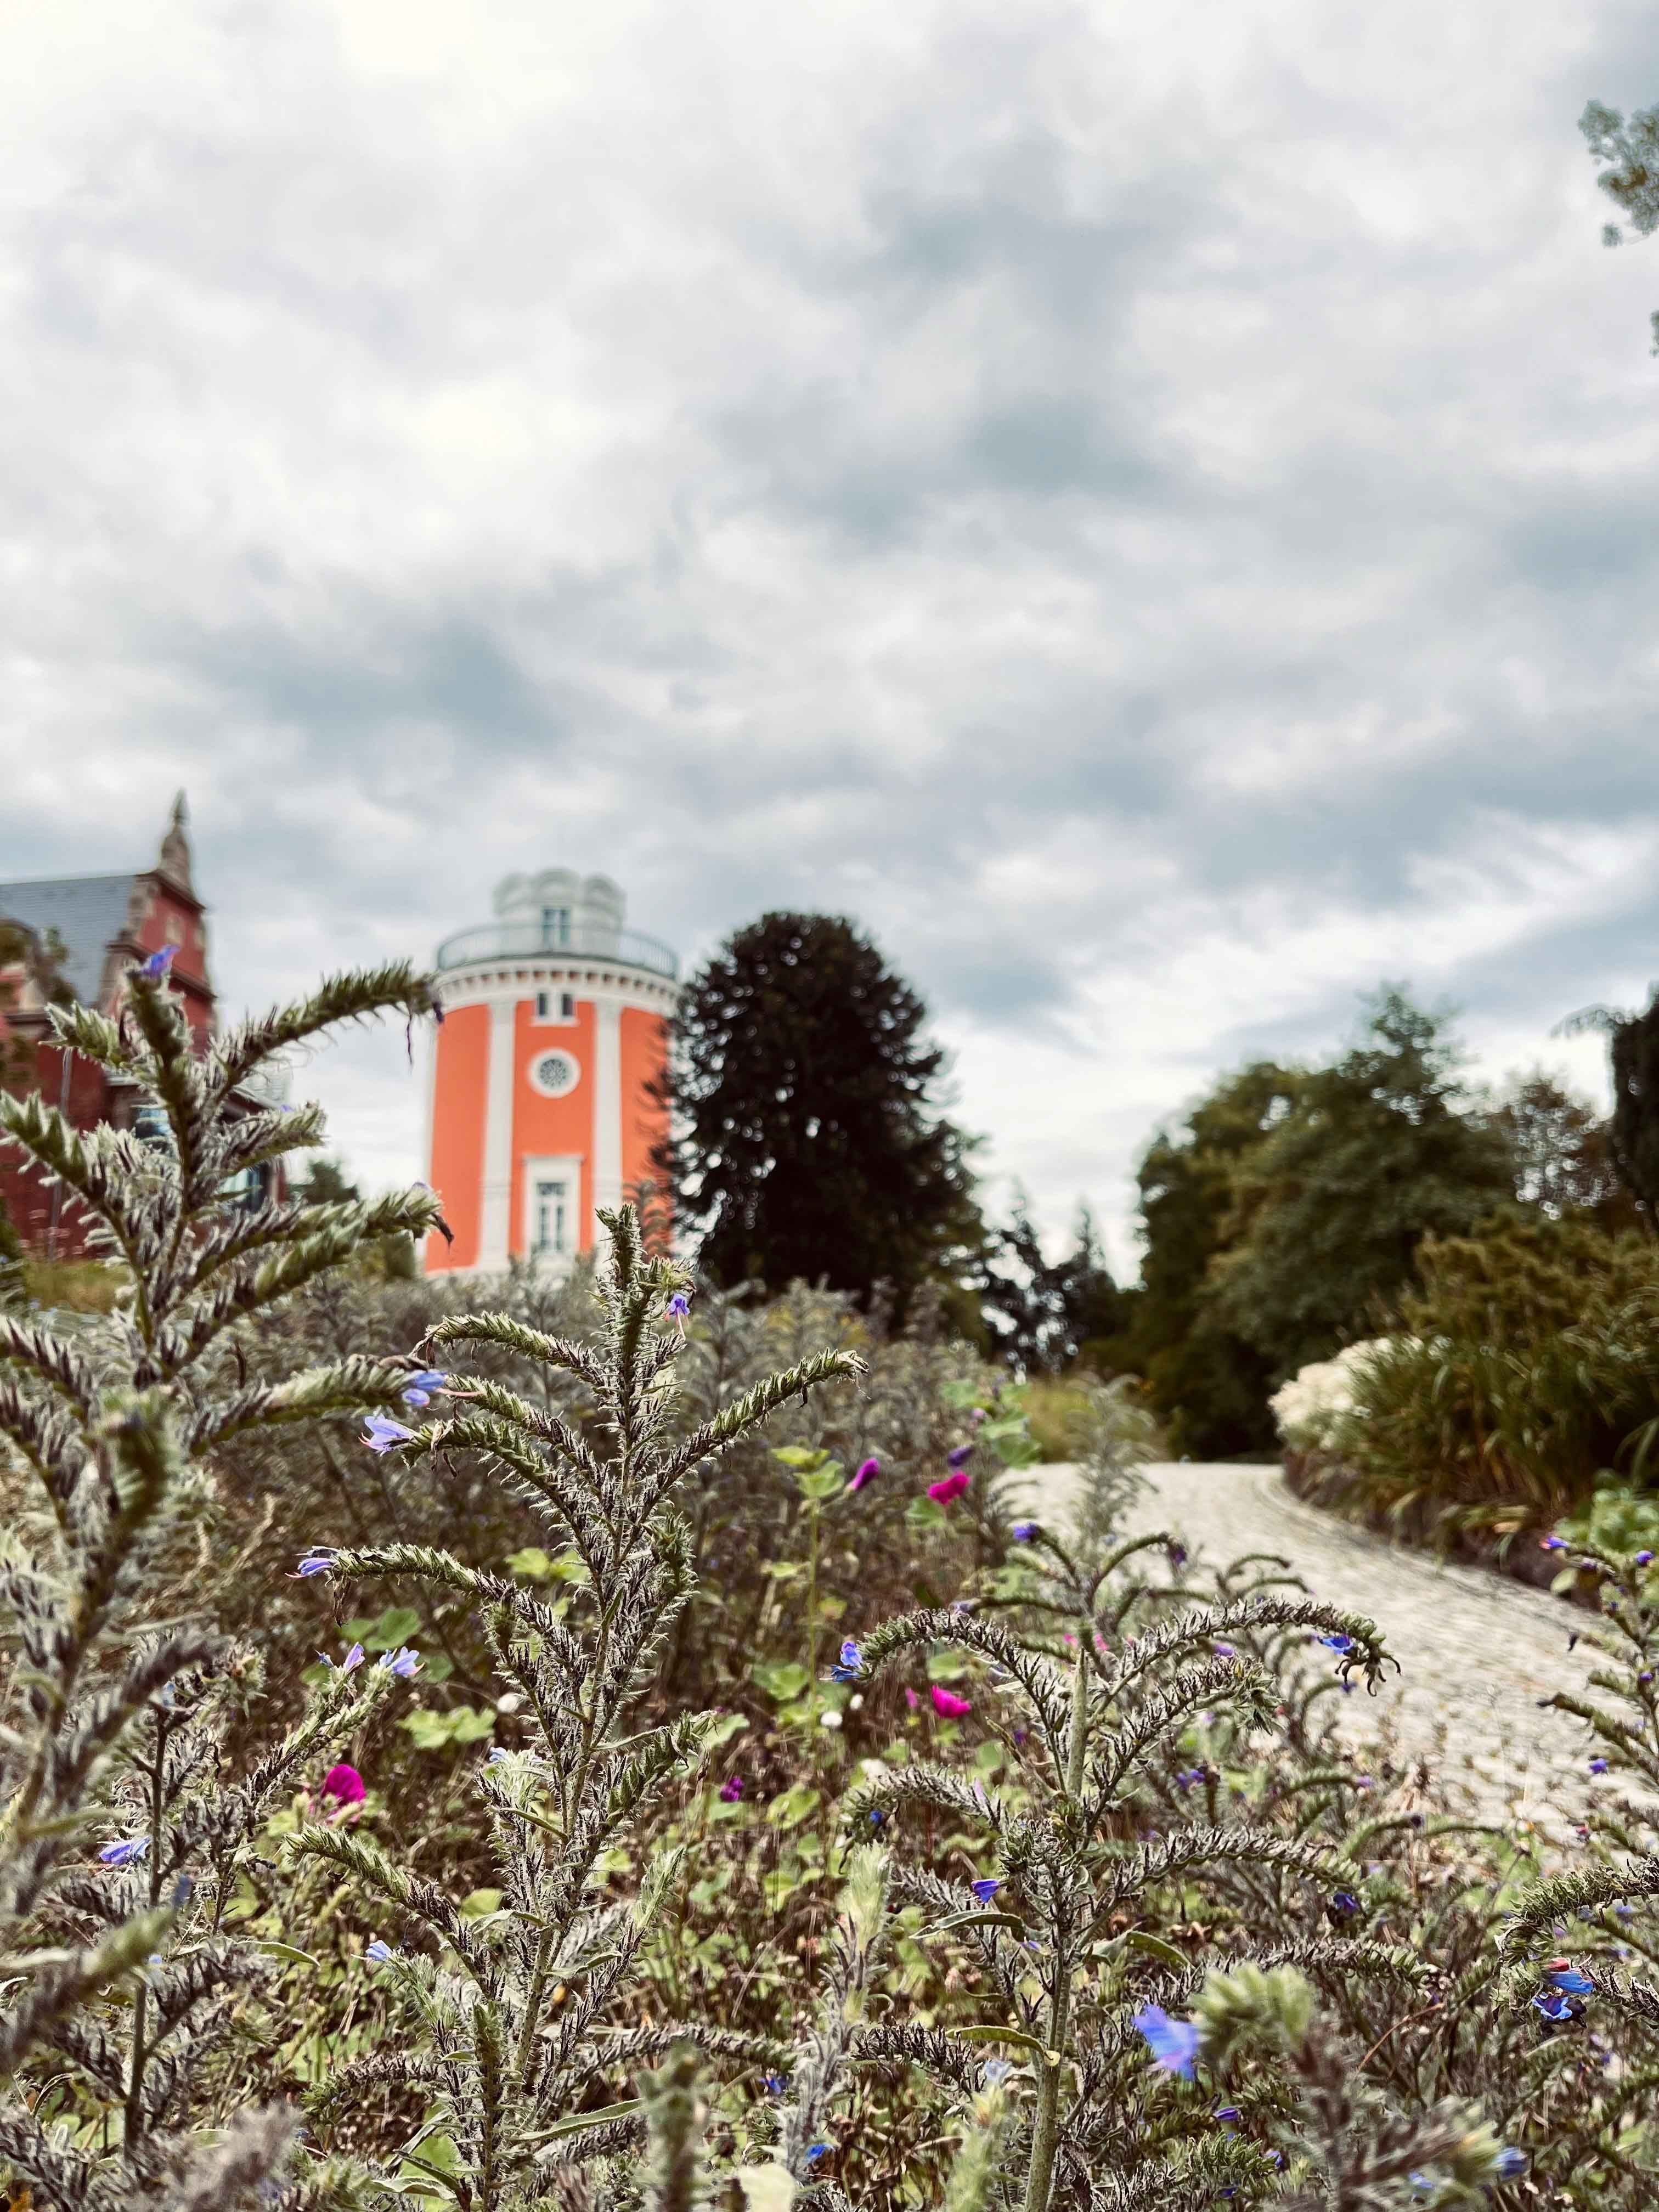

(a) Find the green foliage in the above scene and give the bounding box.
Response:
[1207,991,1517,1385]
[1319,1216,1659,1543]
[1580,99,1659,351]
[0,953,445,2208]
[974,1197,1130,1377]
[652,911,986,1322]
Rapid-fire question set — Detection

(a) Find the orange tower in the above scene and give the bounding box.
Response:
[423,870,678,1276]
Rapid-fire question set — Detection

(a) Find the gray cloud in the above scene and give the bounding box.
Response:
[1,0,1654,1264]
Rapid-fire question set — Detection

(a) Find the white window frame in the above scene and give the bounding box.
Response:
[533,989,578,1025]
[522,1154,584,1263]
[540,905,572,948]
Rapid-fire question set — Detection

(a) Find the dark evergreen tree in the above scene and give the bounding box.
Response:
[652,911,984,1317]
[977,1194,1127,1375]
[1559,990,1659,1234]
[1488,1069,1641,1232]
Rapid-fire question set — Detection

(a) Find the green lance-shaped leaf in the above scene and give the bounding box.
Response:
[853,1607,1072,1752]
[122,964,216,1205]
[206,960,441,1101]
[637,2040,708,2212]
[424,1309,611,1397]
[1502,1853,1659,1959]
[1099,1594,1393,1705]
[0,1906,171,2081]
[654,1345,868,1496]
[1092,1825,1348,1926]
[0,1313,100,1420]
[840,1760,1005,1839]
[187,1357,433,1453]
[438,1377,612,1496]
[43,998,143,1077]
[323,1541,591,1694]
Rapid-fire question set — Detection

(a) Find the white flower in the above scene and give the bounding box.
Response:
[1269,1339,1402,1449]
[818,1708,843,1730]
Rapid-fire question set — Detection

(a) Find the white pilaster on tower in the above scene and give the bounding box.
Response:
[479,996,516,1271]
[593,998,624,1221]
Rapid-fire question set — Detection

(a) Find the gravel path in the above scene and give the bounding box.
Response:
[1004,1459,1615,1848]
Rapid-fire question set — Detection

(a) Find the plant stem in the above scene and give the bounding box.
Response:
[1022,1628,1092,2212]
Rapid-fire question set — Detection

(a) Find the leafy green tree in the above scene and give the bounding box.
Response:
[1206,990,1517,1383]
[1581,99,1659,352]
[653,912,984,1319]
[1119,1061,1308,1458]
[1488,1069,1640,1232]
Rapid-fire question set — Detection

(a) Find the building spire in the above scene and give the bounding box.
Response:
[157,791,194,894]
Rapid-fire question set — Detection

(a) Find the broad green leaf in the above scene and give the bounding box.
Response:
[952,2024,1061,2061]
[449,1706,496,1745]
[459,1888,504,1920]
[257,1939,321,1967]
[704,1712,749,1750]
[751,1661,811,1704]
[367,1606,422,1652]
[929,1911,1026,1935]
[905,1497,948,1534]
[766,1783,821,1830]
[794,1468,844,1502]
[1124,1931,1190,1972]
[506,1546,554,1579]
[770,1446,829,1471]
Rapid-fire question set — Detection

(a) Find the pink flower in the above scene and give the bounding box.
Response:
[320,1763,365,1809]
[928,1470,971,1506]
[931,1686,972,1719]
[904,1688,920,1711]
[850,1457,880,1492]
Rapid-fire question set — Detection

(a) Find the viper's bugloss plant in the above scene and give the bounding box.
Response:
[290,1205,866,2200]
[0,956,447,2208]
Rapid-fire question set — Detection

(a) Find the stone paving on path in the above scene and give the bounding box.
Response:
[1003,1459,1620,1852]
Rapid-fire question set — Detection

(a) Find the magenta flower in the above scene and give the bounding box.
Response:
[904,1688,919,1712]
[931,1686,972,1719]
[928,1470,971,1506]
[362,1414,417,1454]
[719,1775,744,1803]
[850,1457,880,1492]
[321,1763,366,1807]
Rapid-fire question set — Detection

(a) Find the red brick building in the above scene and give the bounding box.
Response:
[0,795,229,1256]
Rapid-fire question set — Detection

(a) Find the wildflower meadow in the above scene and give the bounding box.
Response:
[3,956,1659,2212]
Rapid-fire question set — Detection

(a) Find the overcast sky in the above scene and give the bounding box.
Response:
[3,0,1656,1273]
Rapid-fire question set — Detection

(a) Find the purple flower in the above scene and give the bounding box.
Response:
[365,1938,394,1963]
[378,1646,421,1679]
[320,1643,365,1673]
[849,1457,880,1492]
[98,1836,150,1867]
[719,1775,744,1803]
[1532,1989,1575,2021]
[1319,1633,1355,1653]
[1132,2003,1200,2080]
[1011,1521,1037,1541]
[1589,1757,1610,1775]
[831,1639,862,1683]
[1637,1551,1655,1567]
[1212,1641,1235,1658]
[138,944,177,978]
[1327,1889,1361,1921]
[1540,1534,1566,1551]
[400,1369,448,1407]
[761,2073,786,2095]
[970,1878,1001,1903]
[1213,2104,1239,2125]
[665,1290,691,1332]
[362,1414,417,1454]
[290,1551,334,1578]
[1167,1541,1187,1567]
[1494,2149,1527,2179]
[1175,1767,1204,1792]
[946,1444,973,1470]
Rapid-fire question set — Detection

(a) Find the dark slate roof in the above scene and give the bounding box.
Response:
[0,873,138,1005]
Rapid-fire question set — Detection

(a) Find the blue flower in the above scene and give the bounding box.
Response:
[1011,1521,1038,1541]
[138,944,177,978]
[170,1874,193,1908]
[1540,1534,1566,1551]
[1493,2148,1527,2177]
[666,1291,691,1328]
[1531,1989,1575,2021]
[970,1878,1001,1904]
[99,1836,149,1867]
[1327,1890,1361,1921]
[378,1646,421,1679]
[804,2144,831,2166]
[1637,1550,1655,1566]
[401,1369,448,1407]
[1167,1541,1187,1567]
[362,1414,417,1454]
[1132,2003,1200,2080]
[760,2073,786,2096]
[1212,1641,1235,1658]
[1175,1767,1204,1792]
[868,1808,884,1827]
[1318,1633,1355,1653]
[1589,1757,1609,1775]
[365,1938,394,1963]
[980,2058,1013,2087]
[831,1639,862,1683]
[320,1643,365,1673]
[290,1551,334,1578]
[1212,2103,1239,2125]
[1543,1965,1594,1994]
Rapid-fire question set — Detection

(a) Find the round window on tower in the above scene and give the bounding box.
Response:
[528,1049,581,1099]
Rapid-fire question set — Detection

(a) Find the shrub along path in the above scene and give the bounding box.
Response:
[1011,1459,1618,1853]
